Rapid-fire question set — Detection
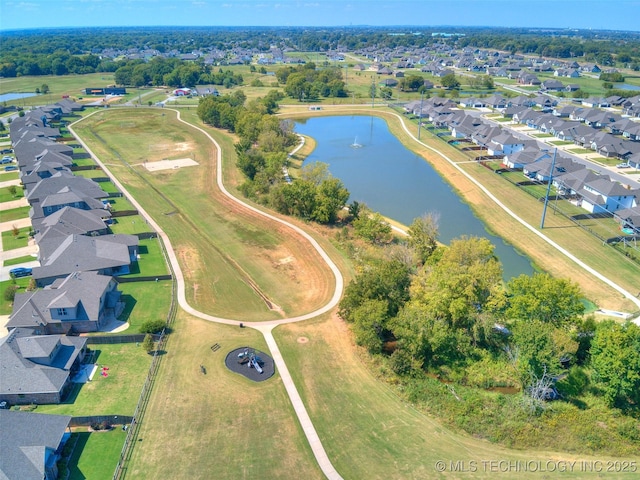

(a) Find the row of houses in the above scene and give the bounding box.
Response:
[403,96,640,230]
[1,100,144,409]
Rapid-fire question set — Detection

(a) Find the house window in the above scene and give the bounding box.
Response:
[57,308,67,316]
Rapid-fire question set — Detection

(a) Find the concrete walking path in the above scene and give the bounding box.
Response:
[69,109,345,480]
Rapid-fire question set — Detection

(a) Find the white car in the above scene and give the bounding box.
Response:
[616,163,630,169]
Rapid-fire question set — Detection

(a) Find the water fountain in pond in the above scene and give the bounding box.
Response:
[350,136,362,148]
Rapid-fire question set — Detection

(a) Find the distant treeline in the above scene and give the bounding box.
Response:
[1,26,639,78]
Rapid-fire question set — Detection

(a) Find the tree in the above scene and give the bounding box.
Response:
[407,213,439,264]
[8,185,17,197]
[590,321,640,409]
[4,284,19,302]
[440,73,460,89]
[139,319,166,334]
[410,236,502,329]
[353,211,392,244]
[509,319,577,387]
[339,258,411,323]
[142,333,156,354]
[312,177,350,224]
[40,84,50,94]
[501,273,584,328]
[11,224,19,238]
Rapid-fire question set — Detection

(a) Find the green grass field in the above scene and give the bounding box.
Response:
[35,342,152,417]
[68,430,127,480]
[126,313,324,480]
[116,280,173,333]
[72,108,337,321]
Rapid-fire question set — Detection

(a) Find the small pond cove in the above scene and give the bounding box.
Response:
[294,115,535,280]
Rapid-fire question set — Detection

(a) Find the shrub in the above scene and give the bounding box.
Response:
[4,284,19,302]
[139,319,166,334]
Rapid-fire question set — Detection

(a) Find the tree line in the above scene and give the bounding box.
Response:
[196,90,351,225]
[339,215,640,413]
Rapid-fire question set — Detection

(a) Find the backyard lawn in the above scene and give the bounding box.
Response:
[36,342,152,417]
[67,429,127,480]
[116,280,173,333]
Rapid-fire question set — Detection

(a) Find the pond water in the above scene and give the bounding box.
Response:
[295,115,534,279]
[0,92,39,102]
[614,83,640,91]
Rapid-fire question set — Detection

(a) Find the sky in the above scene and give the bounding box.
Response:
[1,0,639,32]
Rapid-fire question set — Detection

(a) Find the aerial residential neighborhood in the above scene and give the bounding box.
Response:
[2,10,640,479]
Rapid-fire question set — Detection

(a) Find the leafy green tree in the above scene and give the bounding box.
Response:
[142,333,156,354]
[312,177,350,224]
[590,321,640,409]
[440,73,460,89]
[339,258,411,323]
[410,236,502,329]
[351,299,391,353]
[509,319,577,386]
[40,84,50,94]
[501,273,584,327]
[300,161,330,186]
[139,319,166,334]
[407,213,439,264]
[353,211,392,244]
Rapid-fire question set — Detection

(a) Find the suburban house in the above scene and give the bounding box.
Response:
[615,206,640,233]
[7,271,123,334]
[503,148,552,170]
[33,233,139,287]
[578,178,638,214]
[523,155,582,182]
[487,132,526,156]
[29,189,109,223]
[33,205,111,241]
[0,328,87,405]
[0,410,72,480]
[553,168,601,196]
[25,171,107,202]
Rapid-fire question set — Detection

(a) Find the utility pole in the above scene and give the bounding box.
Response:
[418,90,425,140]
[540,148,558,229]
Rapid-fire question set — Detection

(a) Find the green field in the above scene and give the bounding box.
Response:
[72,108,337,321]
[35,342,152,417]
[115,280,173,333]
[126,314,323,480]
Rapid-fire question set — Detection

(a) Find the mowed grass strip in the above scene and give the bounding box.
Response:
[274,315,635,479]
[73,108,336,320]
[126,313,323,480]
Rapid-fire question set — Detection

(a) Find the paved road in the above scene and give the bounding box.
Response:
[68,108,345,480]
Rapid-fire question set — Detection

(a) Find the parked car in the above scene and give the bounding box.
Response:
[9,267,32,278]
[616,163,630,169]
[0,148,13,154]
[1,156,14,164]
[4,165,18,171]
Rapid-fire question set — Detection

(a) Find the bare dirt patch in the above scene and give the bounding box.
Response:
[297,336,309,344]
[143,158,199,172]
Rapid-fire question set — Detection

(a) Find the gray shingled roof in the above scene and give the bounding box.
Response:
[0,410,71,480]
[0,330,86,397]
[33,234,138,284]
[8,271,115,330]
[26,172,107,203]
[33,206,110,242]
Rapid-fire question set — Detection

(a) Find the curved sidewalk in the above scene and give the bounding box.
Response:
[69,109,345,480]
